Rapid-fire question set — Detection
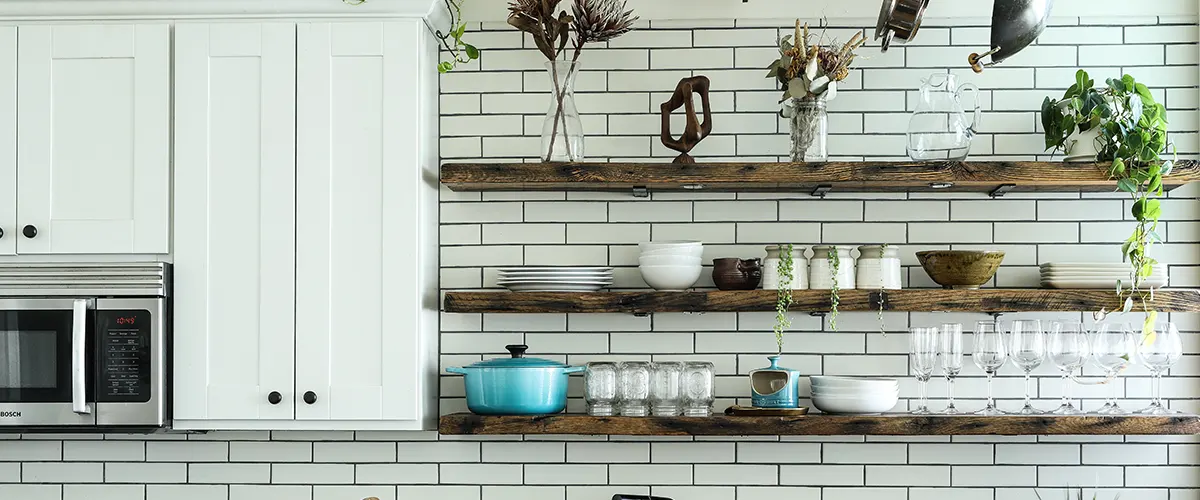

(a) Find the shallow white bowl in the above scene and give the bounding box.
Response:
[640,246,705,258]
[639,255,703,266]
[810,376,899,391]
[639,264,703,291]
[811,393,898,414]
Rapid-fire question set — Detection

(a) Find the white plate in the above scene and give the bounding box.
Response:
[498,267,614,272]
[1040,264,1164,270]
[498,279,614,285]
[1041,272,1165,279]
[1042,279,1168,289]
[502,283,608,292]
[500,273,614,279]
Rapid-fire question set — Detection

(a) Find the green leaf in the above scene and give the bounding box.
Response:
[1117,178,1136,193]
[464,43,479,59]
[1112,158,1127,177]
[437,61,454,73]
[452,22,466,39]
[1075,69,1090,95]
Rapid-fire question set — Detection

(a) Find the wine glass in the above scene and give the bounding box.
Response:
[1091,323,1137,414]
[1008,319,1045,415]
[1048,321,1090,415]
[972,320,1007,415]
[1137,322,1183,415]
[909,327,938,414]
[938,323,963,414]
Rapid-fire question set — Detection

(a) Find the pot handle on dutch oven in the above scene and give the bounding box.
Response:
[505,344,528,358]
[445,367,467,375]
[564,366,586,374]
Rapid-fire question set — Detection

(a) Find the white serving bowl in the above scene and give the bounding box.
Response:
[638,255,703,267]
[639,264,703,291]
[810,376,899,391]
[811,393,899,414]
[811,386,899,396]
[640,248,706,259]
[640,241,703,254]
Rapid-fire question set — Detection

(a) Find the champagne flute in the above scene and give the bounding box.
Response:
[938,323,963,414]
[972,320,1007,415]
[1091,323,1137,414]
[910,327,938,414]
[1137,322,1183,415]
[1048,321,1090,415]
[1008,319,1045,415]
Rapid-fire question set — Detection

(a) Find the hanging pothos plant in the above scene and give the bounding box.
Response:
[774,244,795,353]
[342,0,479,72]
[1042,70,1174,339]
[828,247,840,331]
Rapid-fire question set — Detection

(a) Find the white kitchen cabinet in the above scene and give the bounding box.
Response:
[0,27,14,256]
[173,23,298,422]
[173,20,439,431]
[17,25,170,254]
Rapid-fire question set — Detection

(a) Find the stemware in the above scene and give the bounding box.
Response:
[1048,321,1090,415]
[972,320,1007,415]
[909,327,938,414]
[1091,323,1137,414]
[1008,319,1046,415]
[937,323,964,414]
[1137,322,1183,415]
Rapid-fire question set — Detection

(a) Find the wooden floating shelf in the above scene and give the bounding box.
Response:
[440,161,1200,194]
[439,413,1200,436]
[442,289,1200,314]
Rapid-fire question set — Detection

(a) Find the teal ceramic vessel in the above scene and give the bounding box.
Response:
[749,355,800,408]
[446,344,584,415]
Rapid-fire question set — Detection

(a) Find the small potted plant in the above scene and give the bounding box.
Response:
[1041,70,1115,161]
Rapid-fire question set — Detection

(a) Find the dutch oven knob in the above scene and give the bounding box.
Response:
[505,344,528,358]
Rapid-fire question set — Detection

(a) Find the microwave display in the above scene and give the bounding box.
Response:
[97,310,151,403]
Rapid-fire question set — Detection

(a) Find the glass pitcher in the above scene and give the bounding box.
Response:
[906,73,981,161]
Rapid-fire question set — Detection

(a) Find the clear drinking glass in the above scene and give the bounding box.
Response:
[938,323,964,414]
[1008,319,1046,415]
[972,320,1007,415]
[682,361,715,417]
[910,327,938,414]
[1137,322,1184,415]
[617,361,652,417]
[650,361,684,416]
[584,361,618,416]
[1091,323,1137,414]
[1048,321,1090,415]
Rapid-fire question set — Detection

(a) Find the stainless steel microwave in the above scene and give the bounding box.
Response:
[0,263,169,431]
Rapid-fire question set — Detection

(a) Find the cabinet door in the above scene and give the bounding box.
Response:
[295,21,423,421]
[0,27,14,256]
[17,25,169,254]
[173,23,297,421]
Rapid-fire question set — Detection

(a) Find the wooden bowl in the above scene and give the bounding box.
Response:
[916,250,1005,289]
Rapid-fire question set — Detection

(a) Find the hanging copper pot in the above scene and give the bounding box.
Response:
[875,0,930,51]
[968,0,1056,72]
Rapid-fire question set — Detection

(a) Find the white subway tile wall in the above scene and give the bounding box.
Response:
[5,15,1200,500]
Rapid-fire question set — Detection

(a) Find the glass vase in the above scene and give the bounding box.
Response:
[786,97,827,162]
[541,60,584,162]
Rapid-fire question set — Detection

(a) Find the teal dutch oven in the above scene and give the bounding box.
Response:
[446,344,584,415]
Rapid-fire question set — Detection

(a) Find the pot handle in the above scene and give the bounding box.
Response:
[445,367,467,375]
[563,366,586,374]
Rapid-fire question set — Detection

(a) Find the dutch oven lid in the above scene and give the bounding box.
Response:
[467,345,565,368]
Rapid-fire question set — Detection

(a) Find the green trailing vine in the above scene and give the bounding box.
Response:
[343,0,478,73]
[1041,70,1173,339]
[774,244,795,353]
[876,244,887,335]
[828,247,840,331]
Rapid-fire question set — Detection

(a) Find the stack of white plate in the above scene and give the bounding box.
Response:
[497,267,614,292]
[638,241,704,291]
[809,376,899,414]
[1040,262,1168,289]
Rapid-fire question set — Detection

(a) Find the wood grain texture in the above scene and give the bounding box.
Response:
[439,413,1200,436]
[440,160,1200,193]
[442,289,1200,314]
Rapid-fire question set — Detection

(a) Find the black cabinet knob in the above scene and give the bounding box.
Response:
[21,225,36,238]
[303,391,317,405]
[0,227,4,239]
[268,391,282,405]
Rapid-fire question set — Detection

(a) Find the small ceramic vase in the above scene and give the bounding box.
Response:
[809,245,856,290]
[856,245,902,290]
[763,245,809,290]
[749,355,800,409]
[712,258,762,290]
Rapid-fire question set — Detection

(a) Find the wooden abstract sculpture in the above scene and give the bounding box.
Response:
[660,76,713,164]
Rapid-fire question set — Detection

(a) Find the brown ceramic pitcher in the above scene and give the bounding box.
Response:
[712,258,763,291]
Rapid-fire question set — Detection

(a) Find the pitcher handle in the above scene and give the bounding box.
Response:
[957,82,982,137]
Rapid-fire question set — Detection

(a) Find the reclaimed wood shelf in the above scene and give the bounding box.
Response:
[442,288,1200,314]
[439,413,1200,436]
[440,160,1200,194]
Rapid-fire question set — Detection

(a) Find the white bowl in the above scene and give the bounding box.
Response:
[811,393,898,414]
[640,240,701,249]
[639,255,702,266]
[640,248,705,259]
[639,264,703,291]
[810,376,899,390]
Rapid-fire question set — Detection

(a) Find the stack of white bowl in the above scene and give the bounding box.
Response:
[809,376,899,414]
[639,241,704,291]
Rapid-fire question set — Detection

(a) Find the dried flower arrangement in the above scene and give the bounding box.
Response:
[508,0,638,161]
[766,21,865,161]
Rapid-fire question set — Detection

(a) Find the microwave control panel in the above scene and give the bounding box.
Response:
[96,310,151,403]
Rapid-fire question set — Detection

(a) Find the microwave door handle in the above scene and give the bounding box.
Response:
[71,299,91,415]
